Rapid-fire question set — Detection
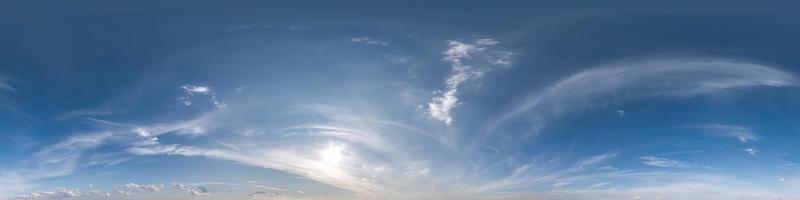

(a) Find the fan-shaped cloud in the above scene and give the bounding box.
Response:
[489,58,797,139]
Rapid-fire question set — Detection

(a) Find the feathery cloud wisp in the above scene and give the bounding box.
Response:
[427,38,513,125]
[488,58,797,140]
[695,124,759,143]
[639,156,692,168]
[350,37,388,46]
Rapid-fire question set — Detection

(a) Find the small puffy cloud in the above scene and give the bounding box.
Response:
[126,183,161,192]
[744,148,758,156]
[179,84,225,108]
[419,168,431,176]
[134,128,158,143]
[172,183,210,196]
[14,187,109,200]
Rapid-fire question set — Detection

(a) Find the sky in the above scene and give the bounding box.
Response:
[2,1,800,199]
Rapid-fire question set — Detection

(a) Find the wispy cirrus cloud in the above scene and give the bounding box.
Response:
[8,40,796,200]
[427,38,513,125]
[0,131,118,198]
[225,24,270,32]
[350,37,388,46]
[0,79,14,92]
[693,124,759,143]
[487,58,797,142]
[251,185,283,191]
[639,156,693,168]
[0,105,218,198]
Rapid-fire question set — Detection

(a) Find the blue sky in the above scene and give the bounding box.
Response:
[2,1,800,199]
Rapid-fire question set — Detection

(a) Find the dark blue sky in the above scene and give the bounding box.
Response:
[2,1,800,199]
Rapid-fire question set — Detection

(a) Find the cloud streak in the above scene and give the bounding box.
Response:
[488,58,797,141]
[694,124,759,143]
[639,156,693,168]
[350,37,388,46]
[427,38,513,125]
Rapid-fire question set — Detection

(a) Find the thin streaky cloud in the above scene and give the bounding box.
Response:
[693,124,759,143]
[350,37,388,46]
[486,58,797,143]
[638,156,692,168]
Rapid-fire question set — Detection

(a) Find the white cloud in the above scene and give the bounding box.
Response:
[54,109,113,121]
[288,25,310,31]
[419,168,431,176]
[251,185,283,191]
[180,84,225,108]
[14,187,113,200]
[497,181,786,200]
[182,85,210,94]
[475,38,500,46]
[8,56,791,200]
[249,191,281,198]
[744,148,758,156]
[575,153,618,167]
[695,124,759,143]
[0,131,119,198]
[126,183,162,192]
[115,190,131,196]
[350,37,388,46]
[14,188,79,200]
[172,183,209,196]
[427,38,513,124]
[225,24,270,32]
[638,156,692,168]
[84,152,133,167]
[0,112,217,198]
[0,78,14,92]
[488,58,797,141]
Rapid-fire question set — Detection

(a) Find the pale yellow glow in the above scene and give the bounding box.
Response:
[319,143,345,166]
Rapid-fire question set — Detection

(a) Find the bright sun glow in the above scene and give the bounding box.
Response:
[319,143,345,166]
